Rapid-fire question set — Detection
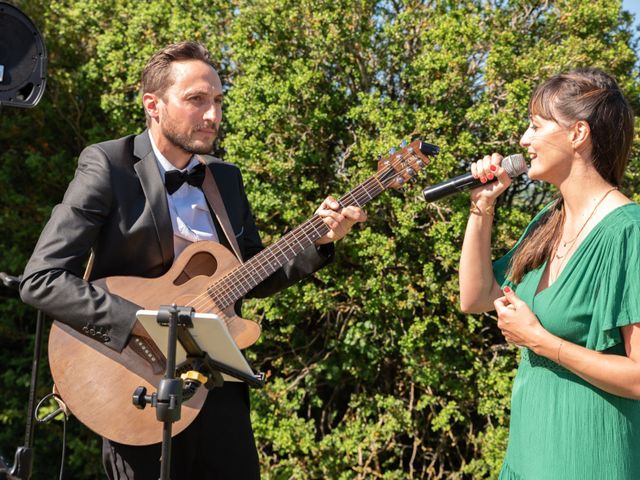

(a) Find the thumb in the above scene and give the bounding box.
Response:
[502,286,521,306]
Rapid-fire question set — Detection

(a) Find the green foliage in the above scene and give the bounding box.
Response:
[1,0,638,478]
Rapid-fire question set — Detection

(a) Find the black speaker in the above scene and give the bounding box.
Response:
[0,2,47,108]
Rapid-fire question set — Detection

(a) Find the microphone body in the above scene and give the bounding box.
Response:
[422,154,527,202]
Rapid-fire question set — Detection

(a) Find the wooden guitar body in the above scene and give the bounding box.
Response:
[48,241,261,446]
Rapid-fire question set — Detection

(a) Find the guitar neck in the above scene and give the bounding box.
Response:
[208,174,385,309]
[207,139,435,309]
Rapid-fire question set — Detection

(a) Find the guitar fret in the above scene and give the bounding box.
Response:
[345,191,361,207]
[229,277,243,299]
[292,229,307,249]
[373,175,385,191]
[310,219,327,238]
[255,256,271,277]
[361,186,372,202]
[284,239,297,257]
[273,243,290,263]
[299,226,313,244]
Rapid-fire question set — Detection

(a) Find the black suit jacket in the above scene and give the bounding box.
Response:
[20,131,333,351]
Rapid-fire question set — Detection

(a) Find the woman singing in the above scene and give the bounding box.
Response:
[459,68,640,479]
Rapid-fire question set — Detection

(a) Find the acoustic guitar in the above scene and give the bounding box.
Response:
[47,139,437,445]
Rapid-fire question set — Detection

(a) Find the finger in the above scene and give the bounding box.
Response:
[320,217,340,231]
[502,286,522,307]
[494,295,508,312]
[342,206,367,222]
[478,155,491,183]
[318,209,345,224]
[487,152,503,180]
[493,153,515,185]
[470,161,479,179]
[322,195,341,211]
[481,155,493,180]
[490,152,503,168]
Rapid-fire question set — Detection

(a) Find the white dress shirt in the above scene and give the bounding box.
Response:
[149,132,219,258]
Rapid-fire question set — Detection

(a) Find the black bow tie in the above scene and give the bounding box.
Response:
[164,163,206,194]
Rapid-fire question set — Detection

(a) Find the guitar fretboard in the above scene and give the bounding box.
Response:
[200,141,430,310]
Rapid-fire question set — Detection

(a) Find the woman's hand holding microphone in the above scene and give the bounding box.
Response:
[469,153,513,216]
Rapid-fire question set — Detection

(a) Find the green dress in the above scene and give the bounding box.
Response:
[493,203,640,480]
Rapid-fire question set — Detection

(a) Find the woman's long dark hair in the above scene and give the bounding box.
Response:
[508,68,635,284]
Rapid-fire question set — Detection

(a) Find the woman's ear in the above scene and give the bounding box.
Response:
[571,120,591,151]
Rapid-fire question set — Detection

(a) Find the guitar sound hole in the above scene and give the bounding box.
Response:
[174,252,218,286]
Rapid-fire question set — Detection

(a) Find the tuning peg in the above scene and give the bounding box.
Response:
[395,176,405,185]
[400,140,408,148]
[388,147,396,154]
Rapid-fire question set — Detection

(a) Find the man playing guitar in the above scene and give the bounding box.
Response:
[20,41,366,479]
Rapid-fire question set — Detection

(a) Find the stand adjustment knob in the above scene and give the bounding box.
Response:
[132,386,156,409]
[181,370,208,385]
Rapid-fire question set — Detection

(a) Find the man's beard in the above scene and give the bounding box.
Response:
[162,121,217,155]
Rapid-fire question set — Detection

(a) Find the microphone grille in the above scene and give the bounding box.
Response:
[502,154,528,178]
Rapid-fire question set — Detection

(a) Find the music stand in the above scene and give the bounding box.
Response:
[132,305,263,480]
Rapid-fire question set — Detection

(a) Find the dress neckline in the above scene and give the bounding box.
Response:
[533,202,635,298]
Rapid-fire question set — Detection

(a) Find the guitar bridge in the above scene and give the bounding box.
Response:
[130,336,166,375]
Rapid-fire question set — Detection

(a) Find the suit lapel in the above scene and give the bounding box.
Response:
[133,131,174,270]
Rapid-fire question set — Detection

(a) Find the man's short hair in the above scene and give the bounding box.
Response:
[141,41,214,97]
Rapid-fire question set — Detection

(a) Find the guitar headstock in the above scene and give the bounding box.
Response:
[376,139,438,190]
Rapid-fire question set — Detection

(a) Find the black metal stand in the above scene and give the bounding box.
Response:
[131,305,263,480]
[0,273,41,480]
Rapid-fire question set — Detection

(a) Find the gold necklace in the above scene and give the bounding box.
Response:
[553,187,618,264]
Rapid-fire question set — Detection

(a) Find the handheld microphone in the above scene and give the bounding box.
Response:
[422,154,527,202]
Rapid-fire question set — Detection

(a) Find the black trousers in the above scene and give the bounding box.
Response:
[102,382,260,479]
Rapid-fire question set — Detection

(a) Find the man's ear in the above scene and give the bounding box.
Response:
[142,92,160,121]
[571,120,591,151]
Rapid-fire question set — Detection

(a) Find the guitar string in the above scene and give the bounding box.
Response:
[189,170,390,312]
[187,148,422,316]
[213,154,412,297]
[188,205,363,314]
[188,167,399,317]
[192,170,390,312]
[186,148,425,316]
